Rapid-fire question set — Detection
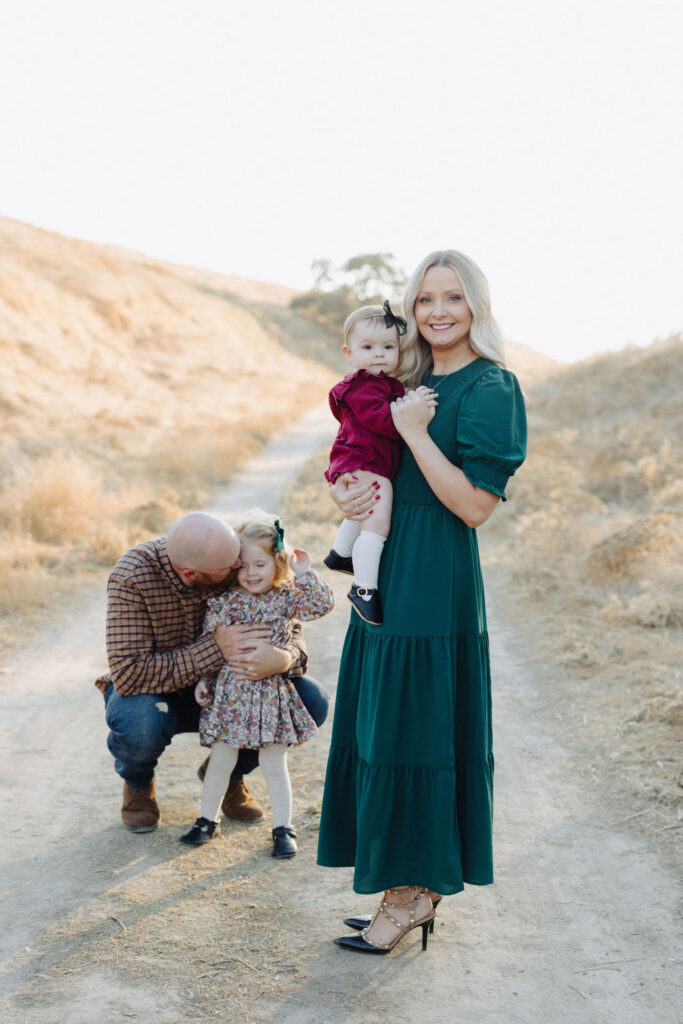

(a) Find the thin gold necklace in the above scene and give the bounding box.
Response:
[428,356,476,386]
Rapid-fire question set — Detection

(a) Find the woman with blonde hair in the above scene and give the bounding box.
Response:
[317,249,527,953]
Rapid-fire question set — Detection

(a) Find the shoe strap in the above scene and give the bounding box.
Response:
[361,888,429,948]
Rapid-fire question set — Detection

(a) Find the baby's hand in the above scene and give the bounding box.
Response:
[291,548,311,575]
[195,679,213,707]
[412,385,439,408]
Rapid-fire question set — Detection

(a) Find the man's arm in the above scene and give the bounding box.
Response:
[286,620,308,677]
[106,578,224,697]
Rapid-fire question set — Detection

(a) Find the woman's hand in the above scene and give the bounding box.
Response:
[195,679,213,707]
[291,547,311,575]
[329,472,379,522]
[391,389,436,440]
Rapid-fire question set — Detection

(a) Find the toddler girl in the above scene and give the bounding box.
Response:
[180,509,334,858]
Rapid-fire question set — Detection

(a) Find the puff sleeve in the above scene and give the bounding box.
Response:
[457,367,527,500]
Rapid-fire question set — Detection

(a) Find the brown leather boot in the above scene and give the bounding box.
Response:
[196,758,265,821]
[222,776,265,821]
[121,780,159,832]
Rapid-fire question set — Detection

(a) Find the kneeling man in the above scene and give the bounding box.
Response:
[95,511,328,831]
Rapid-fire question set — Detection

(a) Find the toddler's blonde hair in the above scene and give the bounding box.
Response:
[234,508,294,589]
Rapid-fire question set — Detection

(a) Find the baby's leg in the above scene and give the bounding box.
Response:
[259,743,291,828]
[330,517,361,557]
[201,742,239,822]
[355,471,392,537]
[351,472,393,590]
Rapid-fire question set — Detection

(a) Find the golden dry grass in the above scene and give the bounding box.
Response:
[482,334,683,823]
[0,216,336,639]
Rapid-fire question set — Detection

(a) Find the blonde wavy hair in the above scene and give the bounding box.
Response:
[398,250,508,387]
[233,508,294,589]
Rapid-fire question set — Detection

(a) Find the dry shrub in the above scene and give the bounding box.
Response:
[587,440,678,506]
[626,590,683,628]
[9,454,103,543]
[87,522,134,568]
[601,586,683,629]
[124,488,184,536]
[585,509,683,581]
[546,486,607,516]
[0,534,51,615]
[632,694,683,728]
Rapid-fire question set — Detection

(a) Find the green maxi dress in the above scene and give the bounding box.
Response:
[317,358,527,895]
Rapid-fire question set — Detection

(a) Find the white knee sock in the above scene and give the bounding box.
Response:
[201,742,238,822]
[259,743,292,828]
[352,531,387,590]
[333,518,361,557]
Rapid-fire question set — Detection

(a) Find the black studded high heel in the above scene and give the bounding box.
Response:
[334,887,435,955]
[343,894,442,934]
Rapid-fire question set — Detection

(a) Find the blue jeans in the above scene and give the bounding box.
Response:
[104,675,329,789]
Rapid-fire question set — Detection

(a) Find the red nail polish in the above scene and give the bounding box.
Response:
[368,510,374,515]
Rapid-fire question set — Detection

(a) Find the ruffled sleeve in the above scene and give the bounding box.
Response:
[281,570,335,621]
[457,367,527,500]
[336,372,404,440]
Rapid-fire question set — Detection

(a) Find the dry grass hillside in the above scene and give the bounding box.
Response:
[505,337,560,386]
[0,216,336,642]
[485,335,683,825]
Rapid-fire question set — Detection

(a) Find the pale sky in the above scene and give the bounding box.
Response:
[1,0,681,362]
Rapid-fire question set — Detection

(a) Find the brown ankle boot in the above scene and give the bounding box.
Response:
[221,776,265,821]
[121,780,159,832]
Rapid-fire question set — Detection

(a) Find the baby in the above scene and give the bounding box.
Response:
[324,302,417,626]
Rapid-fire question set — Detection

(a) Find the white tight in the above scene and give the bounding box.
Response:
[200,741,292,828]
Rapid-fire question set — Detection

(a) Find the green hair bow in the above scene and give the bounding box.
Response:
[273,518,285,552]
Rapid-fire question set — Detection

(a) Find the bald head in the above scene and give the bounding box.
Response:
[166,512,240,575]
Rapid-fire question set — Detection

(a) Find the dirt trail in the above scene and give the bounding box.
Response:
[0,407,680,1024]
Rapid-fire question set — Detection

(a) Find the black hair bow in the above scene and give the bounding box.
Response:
[383,300,407,336]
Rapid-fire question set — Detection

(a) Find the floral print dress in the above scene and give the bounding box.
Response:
[199,570,334,749]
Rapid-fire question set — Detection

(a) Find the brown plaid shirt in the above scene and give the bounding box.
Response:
[95,538,307,697]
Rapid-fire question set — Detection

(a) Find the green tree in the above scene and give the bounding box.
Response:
[310,257,335,290]
[290,285,358,334]
[290,252,407,333]
[340,252,407,304]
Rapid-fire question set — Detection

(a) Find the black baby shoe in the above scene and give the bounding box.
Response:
[348,584,383,626]
[179,816,219,846]
[272,825,297,858]
[323,549,354,575]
